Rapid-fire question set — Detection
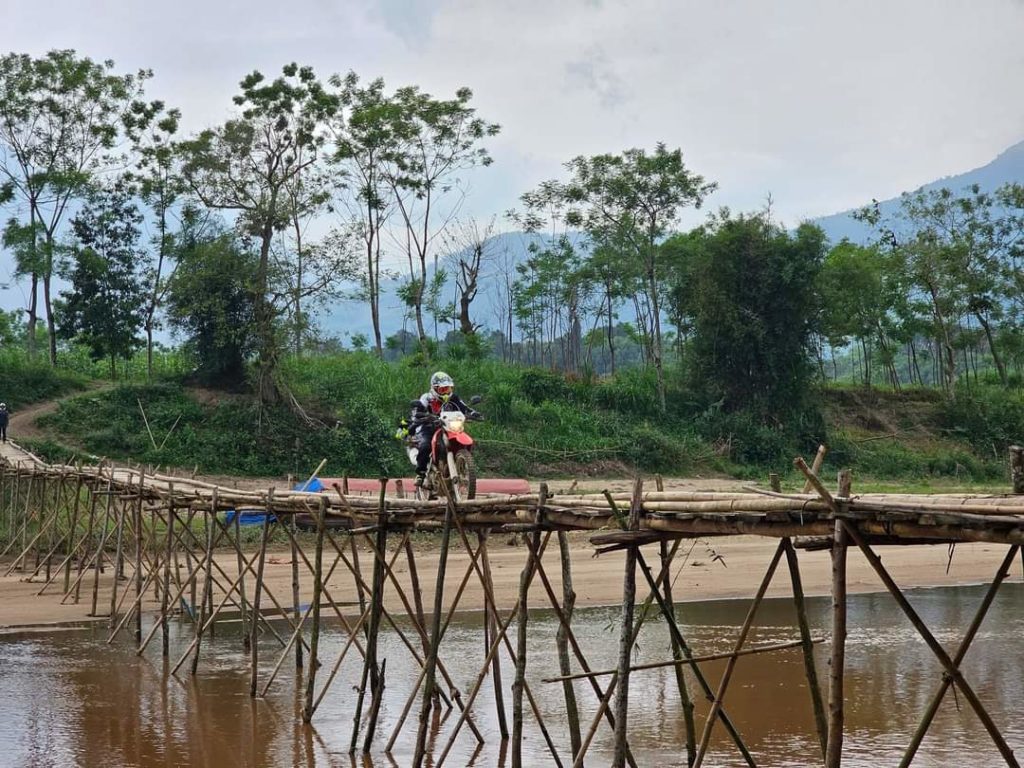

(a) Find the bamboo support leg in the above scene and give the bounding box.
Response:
[612,478,644,768]
[659,538,696,767]
[901,545,1020,767]
[235,509,250,652]
[511,529,538,768]
[782,537,828,761]
[259,550,343,697]
[841,521,1019,767]
[161,502,175,656]
[302,498,328,723]
[134,476,145,642]
[249,497,272,696]
[106,500,129,629]
[826,520,848,768]
[555,530,582,760]
[190,510,216,676]
[412,487,456,768]
[479,531,509,741]
[71,481,99,604]
[89,480,117,617]
[291,514,302,670]
[360,482,390,754]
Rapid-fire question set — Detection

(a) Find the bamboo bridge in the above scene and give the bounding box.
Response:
[2,438,1024,768]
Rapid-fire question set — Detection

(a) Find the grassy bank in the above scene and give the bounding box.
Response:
[0,349,89,410]
[23,353,1024,486]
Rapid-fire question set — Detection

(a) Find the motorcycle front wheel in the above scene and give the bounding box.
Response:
[454,451,477,501]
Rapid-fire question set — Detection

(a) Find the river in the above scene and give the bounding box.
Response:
[1,583,1022,767]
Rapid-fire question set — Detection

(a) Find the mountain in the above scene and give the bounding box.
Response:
[812,139,1024,244]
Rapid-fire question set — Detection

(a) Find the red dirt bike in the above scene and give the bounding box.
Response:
[407,397,483,502]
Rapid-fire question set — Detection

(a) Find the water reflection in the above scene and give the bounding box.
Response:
[0,583,1022,767]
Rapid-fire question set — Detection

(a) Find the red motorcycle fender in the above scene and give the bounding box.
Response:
[450,432,473,447]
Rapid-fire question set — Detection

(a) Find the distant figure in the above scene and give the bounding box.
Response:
[0,403,8,443]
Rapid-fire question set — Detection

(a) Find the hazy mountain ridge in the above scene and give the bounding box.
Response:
[811,139,1024,244]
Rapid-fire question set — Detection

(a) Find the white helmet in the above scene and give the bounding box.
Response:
[430,371,454,402]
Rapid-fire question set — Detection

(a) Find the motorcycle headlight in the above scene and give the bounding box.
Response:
[447,418,465,433]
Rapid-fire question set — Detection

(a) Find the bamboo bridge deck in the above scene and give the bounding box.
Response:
[1,437,1023,767]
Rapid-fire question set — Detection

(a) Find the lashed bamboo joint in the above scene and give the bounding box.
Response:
[1,439,1022,767]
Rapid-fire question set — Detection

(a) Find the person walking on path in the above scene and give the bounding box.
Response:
[0,403,9,443]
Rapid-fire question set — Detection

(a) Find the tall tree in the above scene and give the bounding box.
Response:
[178,63,338,404]
[56,185,147,378]
[683,211,827,419]
[332,73,396,356]
[0,50,149,364]
[537,144,715,410]
[377,85,499,347]
[165,223,257,387]
[445,217,499,338]
[817,241,903,387]
[125,99,183,379]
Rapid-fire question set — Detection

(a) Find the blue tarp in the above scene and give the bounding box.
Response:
[224,509,273,526]
[222,476,321,526]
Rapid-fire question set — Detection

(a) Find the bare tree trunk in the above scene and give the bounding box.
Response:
[43,233,57,366]
[975,311,1007,386]
[26,272,38,358]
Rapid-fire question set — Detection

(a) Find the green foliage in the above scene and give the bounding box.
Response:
[681,212,827,427]
[57,185,148,374]
[0,349,87,409]
[939,386,1024,457]
[38,383,404,478]
[165,225,257,388]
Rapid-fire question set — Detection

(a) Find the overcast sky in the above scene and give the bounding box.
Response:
[5,0,1024,229]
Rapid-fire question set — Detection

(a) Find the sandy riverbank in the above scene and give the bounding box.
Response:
[0,533,1015,629]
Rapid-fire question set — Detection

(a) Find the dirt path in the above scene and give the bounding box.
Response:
[8,381,112,441]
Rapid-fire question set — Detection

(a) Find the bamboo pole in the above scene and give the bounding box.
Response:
[900,545,1020,767]
[291,507,302,670]
[659,536,695,766]
[612,478,643,768]
[841,521,1019,766]
[161,501,175,656]
[478,531,508,740]
[189,502,216,676]
[782,537,828,761]
[234,505,250,652]
[802,444,828,493]
[556,529,582,761]
[362,482,391,753]
[634,550,755,767]
[249,492,272,696]
[302,496,328,723]
[692,541,784,768]
[543,639,824,682]
[411,478,457,768]
[134,472,146,641]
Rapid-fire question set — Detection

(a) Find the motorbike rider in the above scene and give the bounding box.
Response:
[0,403,7,443]
[411,371,482,486]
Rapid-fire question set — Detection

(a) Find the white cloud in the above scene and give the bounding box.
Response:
[4,0,1024,227]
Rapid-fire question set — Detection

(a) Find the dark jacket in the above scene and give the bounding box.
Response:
[0,410,9,427]
[410,392,479,433]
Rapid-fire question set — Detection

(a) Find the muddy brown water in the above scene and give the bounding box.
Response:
[1,584,1022,767]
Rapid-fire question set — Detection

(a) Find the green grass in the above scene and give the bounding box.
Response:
[21,353,1024,485]
[0,349,89,410]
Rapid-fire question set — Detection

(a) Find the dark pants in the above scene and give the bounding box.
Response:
[0,424,6,442]
[415,427,437,473]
